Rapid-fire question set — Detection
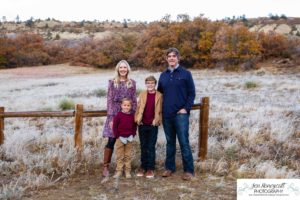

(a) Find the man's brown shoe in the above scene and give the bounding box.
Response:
[161,170,173,177]
[182,172,193,181]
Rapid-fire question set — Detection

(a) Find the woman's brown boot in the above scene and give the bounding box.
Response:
[102,147,113,177]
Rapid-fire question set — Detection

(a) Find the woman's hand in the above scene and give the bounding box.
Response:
[109,121,113,129]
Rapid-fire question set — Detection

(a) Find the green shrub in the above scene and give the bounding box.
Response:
[0,55,7,66]
[93,88,107,97]
[59,99,75,110]
[244,81,259,89]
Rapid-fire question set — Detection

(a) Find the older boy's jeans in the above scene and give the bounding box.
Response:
[138,125,158,170]
[162,113,194,174]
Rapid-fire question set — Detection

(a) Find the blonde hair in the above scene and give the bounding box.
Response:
[113,60,133,88]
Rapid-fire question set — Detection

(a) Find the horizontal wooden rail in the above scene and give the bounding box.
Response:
[0,104,201,118]
[0,98,209,160]
[82,111,107,117]
[1,111,75,118]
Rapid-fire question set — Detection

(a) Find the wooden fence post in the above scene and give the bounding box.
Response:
[0,107,4,145]
[74,104,83,150]
[199,97,209,160]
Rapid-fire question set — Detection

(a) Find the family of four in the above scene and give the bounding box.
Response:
[102,47,195,181]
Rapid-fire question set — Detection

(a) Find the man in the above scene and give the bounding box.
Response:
[158,47,196,181]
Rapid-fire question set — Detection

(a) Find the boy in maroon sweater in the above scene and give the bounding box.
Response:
[113,98,137,178]
[135,76,163,178]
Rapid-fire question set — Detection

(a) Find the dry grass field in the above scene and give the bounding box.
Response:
[0,64,299,199]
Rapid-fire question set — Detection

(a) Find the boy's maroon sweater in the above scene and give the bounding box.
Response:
[142,92,156,125]
[113,112,137,138]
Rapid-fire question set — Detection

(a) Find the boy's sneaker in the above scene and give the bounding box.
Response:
[113,171,122,179]
[136,169,145,177]
[145,170,154,179]
[125,171,132,179]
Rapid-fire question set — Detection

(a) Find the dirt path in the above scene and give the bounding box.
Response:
[25,167,236,200]
[0,64,101,78]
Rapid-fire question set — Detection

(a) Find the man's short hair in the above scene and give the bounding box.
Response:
[166,47,180,58]
[145,75,157,84]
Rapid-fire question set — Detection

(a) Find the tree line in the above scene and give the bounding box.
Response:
[1,17,299,70]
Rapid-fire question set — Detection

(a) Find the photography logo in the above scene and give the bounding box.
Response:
[237,179,300,200]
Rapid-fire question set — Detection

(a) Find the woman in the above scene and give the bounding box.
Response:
[102,60,137,177]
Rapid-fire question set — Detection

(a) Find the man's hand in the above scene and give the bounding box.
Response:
[177,108,187,114]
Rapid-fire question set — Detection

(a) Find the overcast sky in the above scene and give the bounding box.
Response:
[1,0,299,22]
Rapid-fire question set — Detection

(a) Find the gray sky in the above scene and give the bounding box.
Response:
[1,0,300,22]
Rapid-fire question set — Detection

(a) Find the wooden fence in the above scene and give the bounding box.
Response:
[0,97,209,160]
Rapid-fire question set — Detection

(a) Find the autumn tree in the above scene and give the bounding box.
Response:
[0,37,16,67]
[211,24,261,68]
[72,33,138,68]
[131,17,218,69]
[257,31,291,59]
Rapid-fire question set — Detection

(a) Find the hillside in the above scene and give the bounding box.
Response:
[0,19,145,40]
[248,17,300,36]
[1,17,300,41]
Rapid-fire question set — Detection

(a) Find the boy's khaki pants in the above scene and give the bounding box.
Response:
[115,139,133,173]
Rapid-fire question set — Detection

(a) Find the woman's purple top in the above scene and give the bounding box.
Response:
[102,79,137,138]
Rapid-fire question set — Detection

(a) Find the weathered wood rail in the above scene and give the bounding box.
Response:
[0,97,209,160]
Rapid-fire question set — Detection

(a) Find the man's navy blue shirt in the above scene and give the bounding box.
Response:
[157,66,195,118]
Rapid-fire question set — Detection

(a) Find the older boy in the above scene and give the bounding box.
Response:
[135,76,163,178]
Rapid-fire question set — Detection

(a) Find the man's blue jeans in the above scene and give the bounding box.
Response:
[162,113,194,174]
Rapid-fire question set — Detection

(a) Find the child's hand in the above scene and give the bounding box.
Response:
[152,120,160,126]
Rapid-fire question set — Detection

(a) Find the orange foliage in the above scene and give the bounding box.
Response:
[131,18,215,69]
[71,34,138,68]
[0,34,73,67]
[131,18,261,69]
[211,24,261,65]
[257,31,293,59]
[44,41,74,64]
